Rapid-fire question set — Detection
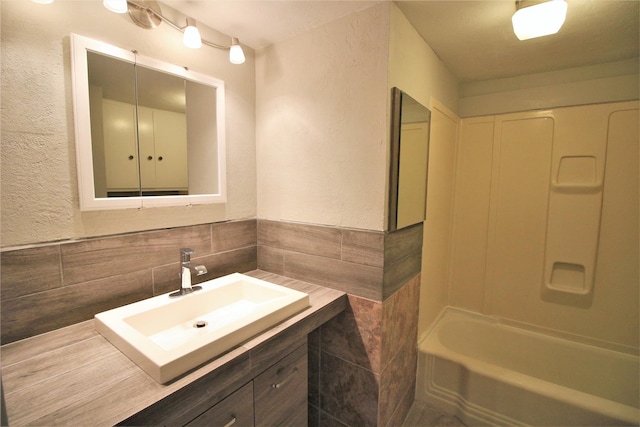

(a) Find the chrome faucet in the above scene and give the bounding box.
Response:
[169,248,208,297]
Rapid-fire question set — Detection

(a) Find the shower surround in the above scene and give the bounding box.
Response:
[417,100,639,424]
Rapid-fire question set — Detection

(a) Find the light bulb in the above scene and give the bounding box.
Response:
[183,18,202,49]
[103,0,128,14]
[32,0,54,4]
[512,0,568,40]
[229,38,245,65]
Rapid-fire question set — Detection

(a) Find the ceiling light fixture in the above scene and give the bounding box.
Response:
[512,0,568,41]
[104,0,245,64]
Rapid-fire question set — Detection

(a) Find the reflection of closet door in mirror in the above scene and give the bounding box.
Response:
[102,99,139,192]
[88,49,139,196]
[136,65,188,194]
[137,107,188,193]
[152,109,188,191]
[137,106,155,192]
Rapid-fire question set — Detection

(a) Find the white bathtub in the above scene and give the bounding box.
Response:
[417,308,640,426]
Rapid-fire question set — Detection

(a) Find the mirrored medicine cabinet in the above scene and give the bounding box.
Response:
[388,87,431,231]
[70,33,226,211]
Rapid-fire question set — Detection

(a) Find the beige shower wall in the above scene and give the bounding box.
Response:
[418,100,459,337]
[388,5,459,117]
[450,101,639,351]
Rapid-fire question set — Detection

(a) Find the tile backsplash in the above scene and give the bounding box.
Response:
[1,220,257,344]
[1,219,422,343]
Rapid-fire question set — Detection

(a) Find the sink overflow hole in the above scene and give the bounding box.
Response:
[194,320,207,329]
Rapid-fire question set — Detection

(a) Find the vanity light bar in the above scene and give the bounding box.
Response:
[107,0,246,64]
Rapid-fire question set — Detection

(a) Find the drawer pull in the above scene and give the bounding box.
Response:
[271,367,299,389]
[223,416,237,427]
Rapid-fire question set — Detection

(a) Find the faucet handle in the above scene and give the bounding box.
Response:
[180,248,194,262]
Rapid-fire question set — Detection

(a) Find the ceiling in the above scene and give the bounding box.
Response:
[163,0,639,83]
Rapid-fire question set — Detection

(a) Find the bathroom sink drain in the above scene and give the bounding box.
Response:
[194,320,208,328]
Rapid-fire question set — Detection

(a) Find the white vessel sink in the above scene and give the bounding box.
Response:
[94,273,309,384]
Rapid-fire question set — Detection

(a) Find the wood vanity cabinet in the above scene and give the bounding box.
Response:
[186,382,254,427]
[187,345,308,427]
[122,342,308,427]
[254,344,308,426]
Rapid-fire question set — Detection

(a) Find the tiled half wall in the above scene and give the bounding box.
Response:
[257,220,423,427]
[1,218,423,426]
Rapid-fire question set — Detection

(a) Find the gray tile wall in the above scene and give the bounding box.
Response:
[257,219,422,302]
[0,220,257,344]
[310,275,420,427]
[256,219,423,427]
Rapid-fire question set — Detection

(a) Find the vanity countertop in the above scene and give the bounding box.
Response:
[1,270,347,426]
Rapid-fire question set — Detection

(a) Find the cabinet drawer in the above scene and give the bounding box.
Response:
[254,344,308,427]
[186,382,254,427]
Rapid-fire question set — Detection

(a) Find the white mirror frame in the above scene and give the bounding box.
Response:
[70,33,227,211]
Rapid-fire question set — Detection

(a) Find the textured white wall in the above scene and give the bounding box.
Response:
[255,3,391,231]
[1,1,256,247]
[255,3,460,232]
[388,4,459,116]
